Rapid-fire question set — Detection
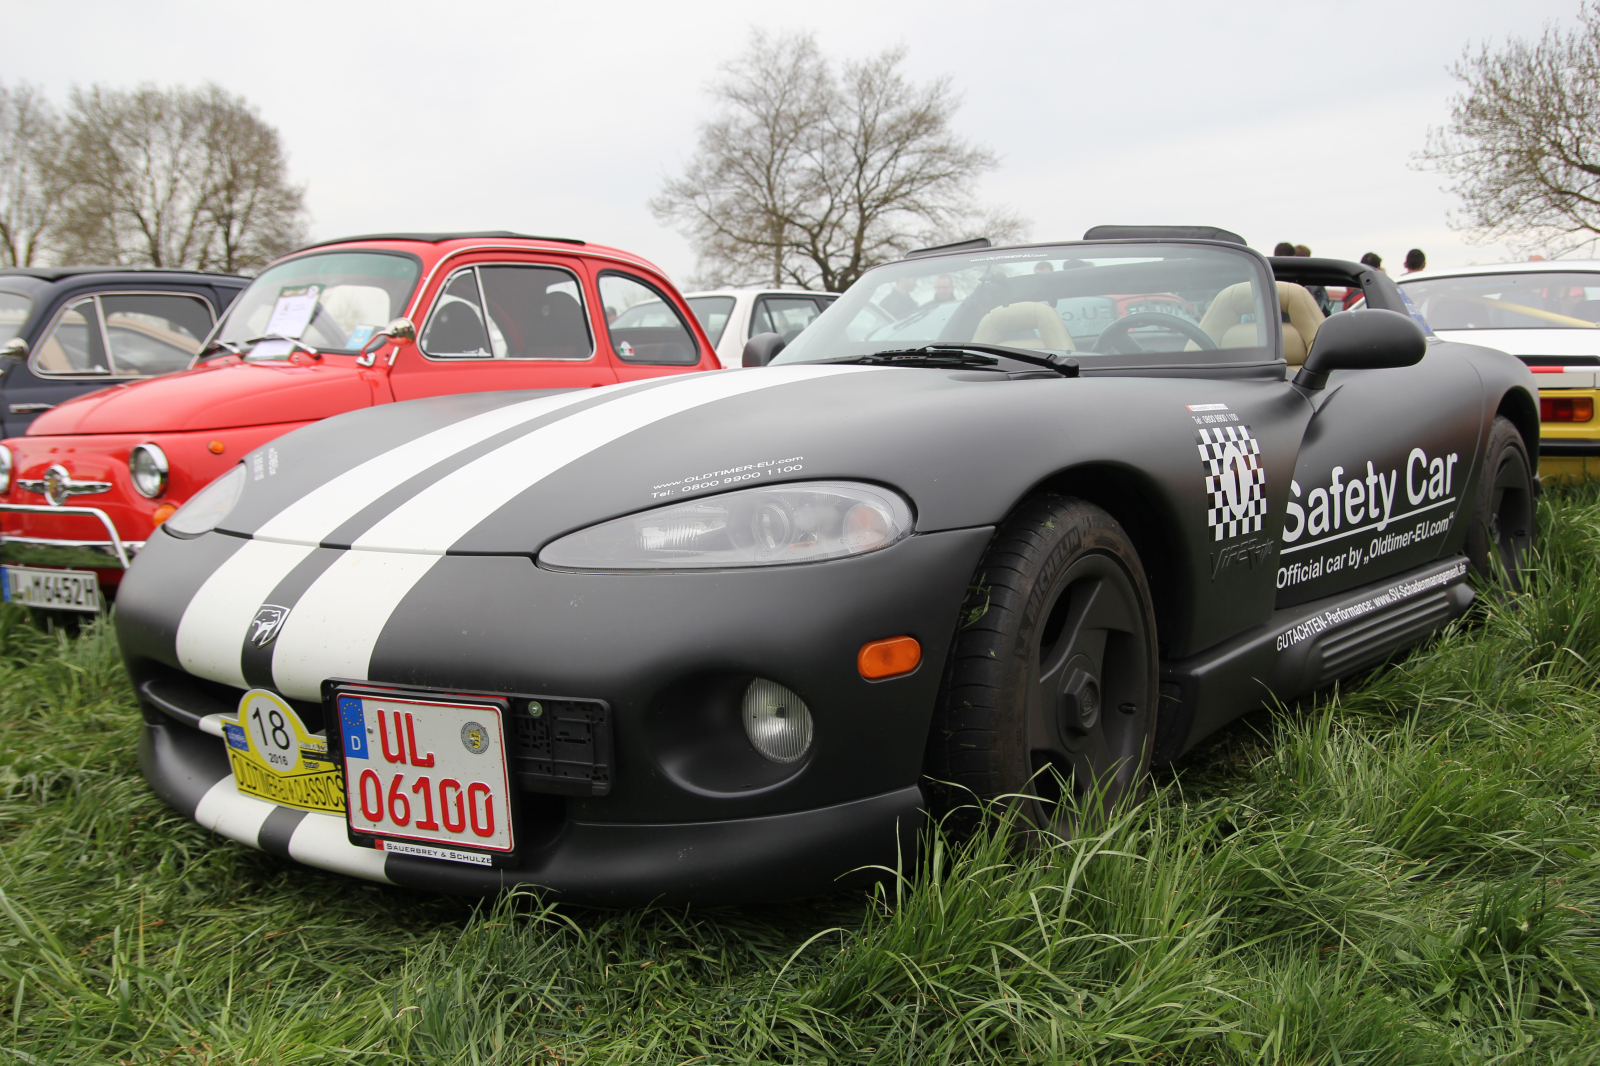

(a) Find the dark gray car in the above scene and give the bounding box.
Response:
[0,267,248,437]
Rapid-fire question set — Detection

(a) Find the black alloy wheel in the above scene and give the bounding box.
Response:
[926,496,1159,836]
[1464,416,1536,592]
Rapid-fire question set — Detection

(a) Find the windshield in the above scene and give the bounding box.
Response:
[686,295,736,345]
[771,243,1271,368]
[217,251,421,357]
[0,292,32,343]
[1401,272,1600,330]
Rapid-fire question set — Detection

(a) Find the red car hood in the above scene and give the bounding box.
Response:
[28,360,378,435]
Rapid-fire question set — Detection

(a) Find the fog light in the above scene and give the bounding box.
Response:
[742,678,813,763]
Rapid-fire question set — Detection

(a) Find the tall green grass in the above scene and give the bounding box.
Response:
[6,486,1600,1063]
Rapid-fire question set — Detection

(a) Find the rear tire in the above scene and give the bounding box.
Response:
[1464,416,1536,592]
[925,496,1159,836]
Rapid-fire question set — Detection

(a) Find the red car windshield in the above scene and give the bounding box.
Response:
[216,251,421,357]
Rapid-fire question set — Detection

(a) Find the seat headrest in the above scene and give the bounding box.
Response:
[973,301,1074,351]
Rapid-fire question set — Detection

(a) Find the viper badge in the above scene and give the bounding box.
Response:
[248,604,291,648]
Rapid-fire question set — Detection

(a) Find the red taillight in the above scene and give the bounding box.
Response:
[1541,396,1594,422]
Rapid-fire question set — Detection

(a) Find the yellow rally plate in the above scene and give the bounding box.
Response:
[225,689,345,814]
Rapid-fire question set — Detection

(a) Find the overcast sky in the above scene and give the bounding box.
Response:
[0,0,1583,285]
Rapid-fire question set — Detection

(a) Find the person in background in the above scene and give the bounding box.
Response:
[1402,249,1426,275]
[1292,244,1334,315]
[1344,252,1385,310]
[925,274,957,307]
[1033,261,1055,273]
[879,275,919,319]
[1273,241,1296,256]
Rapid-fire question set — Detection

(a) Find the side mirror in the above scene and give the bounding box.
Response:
[1293,308,1426,390]
[743,331,786,367]
[0,337,28,362]
[356,317,416,366]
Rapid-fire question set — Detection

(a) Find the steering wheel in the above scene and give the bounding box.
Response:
[1092,312,1218,354]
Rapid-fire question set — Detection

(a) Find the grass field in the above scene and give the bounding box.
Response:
[5,487,1600,1064]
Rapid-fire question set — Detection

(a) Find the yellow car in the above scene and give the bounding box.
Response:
[1400,262,1600,480]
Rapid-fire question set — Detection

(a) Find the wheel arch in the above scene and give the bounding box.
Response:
[1496,385,1539,461]
[1017,462,1189,657]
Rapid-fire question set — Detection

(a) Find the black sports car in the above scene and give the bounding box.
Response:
[115,229,1540,905]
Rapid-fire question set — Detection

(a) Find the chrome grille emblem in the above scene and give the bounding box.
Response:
[17,463,113,507]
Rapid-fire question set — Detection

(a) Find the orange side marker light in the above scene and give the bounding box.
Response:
[858,635,921,680]
[151,503,177,525]
[208,440,226,454]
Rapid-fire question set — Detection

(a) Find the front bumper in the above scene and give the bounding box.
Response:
[0,503,142,569]
[120,525,995,901]
[138,694,924,904]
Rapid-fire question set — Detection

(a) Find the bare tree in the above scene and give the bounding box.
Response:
[56,84,306,272]
[1418,2,1600,255]
[654,31,1023,291]
[0,83,65,267]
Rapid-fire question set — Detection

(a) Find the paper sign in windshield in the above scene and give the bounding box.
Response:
[265,284,321,339]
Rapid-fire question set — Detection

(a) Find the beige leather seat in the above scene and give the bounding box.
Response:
[1197,281,1324,364]
[973,301,1074,350]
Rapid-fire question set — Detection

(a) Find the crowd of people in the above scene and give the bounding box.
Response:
[1273,241,1428,312]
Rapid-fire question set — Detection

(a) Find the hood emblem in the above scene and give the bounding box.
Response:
[17,463,113,507]
[249,604,291,648]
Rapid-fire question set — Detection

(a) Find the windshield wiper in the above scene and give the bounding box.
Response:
[196,339,243,360]
[237,334,321,359]
[827,344,1080,377]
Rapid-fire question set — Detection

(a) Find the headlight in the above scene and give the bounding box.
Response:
[742,678,813,763]
[166,464,246,536]
[538,481,913,570]
[128,443,169,498]
[0,445,10,494]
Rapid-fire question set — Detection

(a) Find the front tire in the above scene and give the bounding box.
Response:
[925,496,1159,834]
[1464,415,1535,592]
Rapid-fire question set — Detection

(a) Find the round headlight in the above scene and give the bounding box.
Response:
[166,463,246,537]
[0,445,10,494]
[129,443,169,498]
[742,678,813,763]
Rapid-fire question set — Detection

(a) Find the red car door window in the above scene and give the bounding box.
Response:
[390,259,616,401]
[600,273,700,366]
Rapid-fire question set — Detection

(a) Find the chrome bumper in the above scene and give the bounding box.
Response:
[0,504,141,569]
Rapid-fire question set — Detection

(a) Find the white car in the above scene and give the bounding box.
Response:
[1399,261,1600,479]
[679,288,839,368]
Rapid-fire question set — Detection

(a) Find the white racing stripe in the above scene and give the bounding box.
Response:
[177,539,318,687]
[355,365,872,553]
[193,774,275,846]
[268,364,874,695]
[174,380,662,686]
[253,384,632,544]
[270,551,440,699]
[288,810,392,882]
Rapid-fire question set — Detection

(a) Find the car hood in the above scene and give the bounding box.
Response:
[27,359,377,435]
[1431,328,1600,359]
[203,364,1265,557]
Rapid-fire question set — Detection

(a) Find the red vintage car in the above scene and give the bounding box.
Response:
[0,232,719,609]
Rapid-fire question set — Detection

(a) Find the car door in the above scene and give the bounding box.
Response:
[1274,351,1484,607]
[388,259,617,401]
[5,289,216,436]
[750,294,828,348]
[597,271,713,383]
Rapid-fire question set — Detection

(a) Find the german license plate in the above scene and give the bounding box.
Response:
[335,690,515,859]
[1,565,100,613]
[226,689,345,813]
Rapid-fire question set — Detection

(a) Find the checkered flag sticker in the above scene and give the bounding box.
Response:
[1197,425,1266,541]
